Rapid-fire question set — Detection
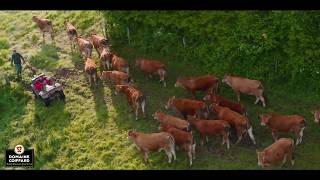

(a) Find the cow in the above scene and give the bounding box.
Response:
[152,111,191,132]
[100,70,132,86]
[128,130,176,164]
[174,75,219,98]
[159,123,196,166]
[165,96,209,119]
[135,59,167,87]
[64,21,78,50]
[100,47,112,70]
[75,36,93,58]
[115,85,146,120]
[211,104,256,145]
[90,33,109,57]
[32,16,54,43]
[222,75,266,107]
[259,113,306,145]
[187,116,231,149]
[111,54,129,75]
[203,93,247,116]
[311,110,320,124]
[84,57,97,86]
[256,138,295,169]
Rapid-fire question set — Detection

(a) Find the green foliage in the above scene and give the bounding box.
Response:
[0,37,9,49]
[30,45,59,71]
[104,11,320,93]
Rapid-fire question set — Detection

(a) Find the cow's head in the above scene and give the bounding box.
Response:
[165,96,175,109]
[128,130,138,140]
[174,78,183,88]
[32,16,38,22]
[259,113,273,126]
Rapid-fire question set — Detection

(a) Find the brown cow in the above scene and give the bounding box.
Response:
[152,111,191,132]
[100,70,131,86]
[165,96,209,119]
[84,57,97,86]
[111,54,129,75]
[211,104,256,145]
[100,47,112,70]
[90,33,109,57]
[187,117,231,149]
[175,75,219,98]
[32,16,54,42]
[75,36,93,58]
[222,75,266,107]
[135,59,167,87]
[311,110,320,124]
[128,130,176,164]
[256,138,295,169]
[259,113,306,145]
[203,93,247,116]
[115,85,146,120]
[64,21,78,50]
[159,123,196,166]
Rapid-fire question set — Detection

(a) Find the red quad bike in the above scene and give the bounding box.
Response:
[31,74,65,106]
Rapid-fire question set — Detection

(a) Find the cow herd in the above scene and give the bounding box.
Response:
[31,16,319,169]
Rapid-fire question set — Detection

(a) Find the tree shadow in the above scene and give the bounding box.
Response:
[89,82,109,123]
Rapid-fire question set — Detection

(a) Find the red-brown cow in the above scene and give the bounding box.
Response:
[211,104,256,145]
[165,96,209,119]
[90,33,109,57]
[203,93,247,116]
[32,16,54,42]
[64,21,78,50]
[159,123,196,166]
[84,57,97,86]
[311,110,320,125]
[222,75,266,107]
[100,47,112,70]
[256,138,295,169]
[135,59,167,87]
[115,85,145,120]
[100,70,132,86]
[175,75,219,98]
[111,54,129,75]
[152,111,191,132]
[75,36,93,58]
[187,116,231,149]
[259,113,306,145]
[128,130,176,164]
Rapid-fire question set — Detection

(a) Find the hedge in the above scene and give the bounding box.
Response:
[103,11,320,93]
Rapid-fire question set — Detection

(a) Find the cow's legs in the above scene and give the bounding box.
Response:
[192,143,196,160]
[165,150,173,163]
[295,130,300,146]
[281,154,287,167]
[235,127,243,144]
[187,146,193,166]
[254,96,260,104]
[93,72,97,86]
[235,91,240,102]
[134,105,139,120]
[141,99,146,118]
[87,74,92,86]
[42,33,45,43]
[143,152,149,163]
[272,131,278,141]
[247,126,256,145]
[298,127,305,144]
[260,96,266,107]
[206,136,209,144]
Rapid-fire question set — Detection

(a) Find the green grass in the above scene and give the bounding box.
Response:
[0,11,320,170]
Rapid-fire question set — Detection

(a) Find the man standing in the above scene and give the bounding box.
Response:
[11,49,25,79]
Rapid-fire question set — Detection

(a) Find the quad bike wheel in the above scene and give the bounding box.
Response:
[44,98,51,107]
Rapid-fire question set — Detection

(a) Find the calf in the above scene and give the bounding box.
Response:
[111,54,130,75]
[165,96,209,119]
[90,33,109,56]
[128,130,176,164]
[203,93,247,116]
[259,113,306,145]
[75,36,93,58]
[100,47,112,70]
[311,110,320,125]
[32,16,54,42]
[100,70,131,85]
[152,111,190,132]
[159,123,196,166]
[64,21,78,50]
[222,74,266,107]
[256,138,295,169]
[187,117,231,149]
[84,57,97,86]
[135,59,167,87]
[175,75,219,98]
[115,85,146,120]
[211,104,256,145]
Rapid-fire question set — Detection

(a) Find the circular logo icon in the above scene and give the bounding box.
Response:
[14,145,24,155]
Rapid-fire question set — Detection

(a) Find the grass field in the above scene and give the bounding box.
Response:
[0,11,320,170]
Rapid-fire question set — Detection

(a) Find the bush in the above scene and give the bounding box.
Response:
[103,11,320,93]
[0,37,9,49]
[30,45,59,71]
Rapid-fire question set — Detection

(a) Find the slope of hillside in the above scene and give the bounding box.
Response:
[0,11,320,170]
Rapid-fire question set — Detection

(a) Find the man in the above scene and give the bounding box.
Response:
[10,49,25,79]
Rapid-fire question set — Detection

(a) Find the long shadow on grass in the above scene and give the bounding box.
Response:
[89,82,109,123]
